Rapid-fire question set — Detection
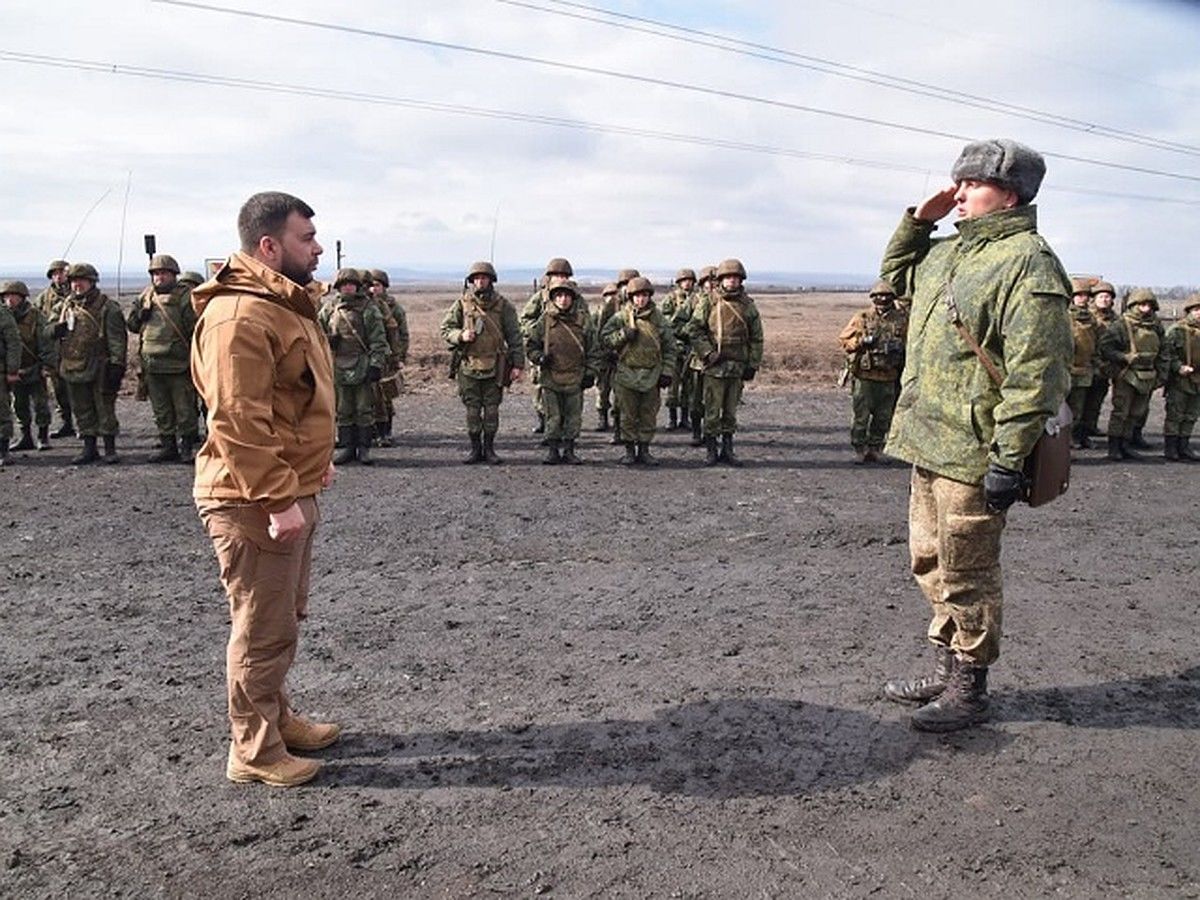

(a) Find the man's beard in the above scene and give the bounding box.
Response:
[280,256,313,286]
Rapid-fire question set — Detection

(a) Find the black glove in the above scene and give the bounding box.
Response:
[103,363,126,394]
[861,334,877,347]
[704,350,722,367]
[140,305,154,323]
[366,365,381,383]
[52,321,69,339]
[624,327,639,344]
[984,463,1025,513]
[580,373,595,389]
[540,352,555,368]
[742,367,757,382]
[328,334,342,351]
[658,373,673,388]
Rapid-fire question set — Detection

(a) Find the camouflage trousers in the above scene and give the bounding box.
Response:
[146,370,198,439]
[1164,386,1200,437]
[850,377,897,449]
[909,466,1005,667]
[12,377,52,430]
[687,367,704,421]
[544,384,583,441]
[1081,376,1110,434]
[665,356,686,409]
[335,380,376,428]
[530,367,545,416]
[48,372,72,423]
[702,374,744,436]
[0,380,11,441]
[595,361,614,414]
[457,372,503,436]
[66,379,118,437]
[1066,382,1092,431]
[1106,380,1152,440]
[614,384,660,443]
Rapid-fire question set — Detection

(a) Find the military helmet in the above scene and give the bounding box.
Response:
[549,279,581,301]
[1126,287,1159,311]
[178,271,205,288]
[67,262,99,281]
[467,260,497,281]
[674,268,697,284]
[1069,276,1095,295]
[869,278,897,299]
[0,279,30,297]
[626,276,654,297]
[333,267,362,288]
[601,282,618,297]
[46,259,70,277]
[147,253,180,274]
[1092,280,1116,297]
[544,257,574,278]
[369,268,390,287]
[698,265,716,284]
[1183,293,1200,313]
[716,258,747,280]
[616,268,640,286]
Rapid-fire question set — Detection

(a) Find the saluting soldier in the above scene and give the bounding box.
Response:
[52,263,127,465]
[1065,277,1104,449]
[601,276,677,466]
[1099,287,1167,461]
[838,279,908,463]
[1162,295,1200,462]
[1081,280,1119,441]
[318,269,388,465]
[660,268,696,431]
[521,258,575,438]
[440,261,525,464]
[683,258,764,467]
[525,280,602,464]
[0,292,20,467]
[4,280,56,453]
[126,254,199,462]
[35,259,75,438]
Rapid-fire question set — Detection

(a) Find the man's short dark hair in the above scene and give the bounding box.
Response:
[237,192,316,252]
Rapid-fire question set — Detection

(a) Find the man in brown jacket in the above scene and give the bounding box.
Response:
[191,192,339,787]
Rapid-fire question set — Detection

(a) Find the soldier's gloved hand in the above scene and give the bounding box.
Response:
[743,367,757,381]
[540,352,555,368]
[328,334,342,350]
[103,363,126,394]
[983,462,1025,514]
[52,322,69,339]
[140,305,154,323]
[623,327,638,344]
[861,334,877,347]
[366,365,381,383]
[704,350,722,367]
[657,373,673,388]
[581,373,595,389]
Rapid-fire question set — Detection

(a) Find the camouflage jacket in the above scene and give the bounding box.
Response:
[127,282,196,374]
[601,303,678,392]
[56,288,128,384]
[9,299,56,381]
[683,287,764,378]
[525,296,603,390]
[318,292,389,386]
[440,289,525,381]
[660,285,692,320]
[390,299,410,363]
[0,303,20,376]
[838,304,909,382]
[520,288,549,338]
[1098,311,1167,395]
[35,282,69,320]
[1163,320,1199,394]
[880,205,1072,482]
[1089,306,1120,377]
[1068,306,1104,387]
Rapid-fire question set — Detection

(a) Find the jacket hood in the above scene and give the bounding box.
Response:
[191,251,325,322]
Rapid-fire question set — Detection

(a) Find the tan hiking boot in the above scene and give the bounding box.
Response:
[280,714,342,752]
[226,746,320,787]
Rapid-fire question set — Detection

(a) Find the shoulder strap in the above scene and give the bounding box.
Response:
[148,292,190,346]
[944,281,1003,388]
[332,306,370,353]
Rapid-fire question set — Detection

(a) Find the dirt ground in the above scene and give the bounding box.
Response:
[1,289,1197,898]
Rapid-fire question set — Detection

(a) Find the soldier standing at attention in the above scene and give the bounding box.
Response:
[36,259,75,438]
[660,268,696,431]
[126,254,199,463]
[1081,280,1118,440]
[1066,278,1104,449]
[879,139,1072,732]
[3,280,56,453]
[525,280,602,464]
[52,263,127,465]
[601,276,677,466]
[0,292,20,467]
[683,258,764,467]
[1099,288,1167,462]
[592,282,620,432]
[192,191,339,787]
[319,269,388,466]
[367,269,407,447]
[838,279,908,464]
[1161,295,1200,462]
[682,265,716,447]
[521,258,575,439]
[597,269,640,444]
[440,261,524,464]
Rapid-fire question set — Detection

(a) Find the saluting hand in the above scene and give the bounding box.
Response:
[914,185,958,224]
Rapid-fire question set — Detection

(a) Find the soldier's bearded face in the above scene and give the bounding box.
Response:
[954,179,1017,219]
[274,212,322,286]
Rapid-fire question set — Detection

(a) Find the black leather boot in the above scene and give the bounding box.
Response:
[721,433,743,467]
[911,662,990,732]
[178,436,196,463]
[542,440,561,465]
[1107,436,1123,461]
[36,426,50,451]
[72,435,100,465]
[595,409,610,432]
[1129,426,1151,450]
[148,435,180,463]
[618,441,637,466]
[101,434,120,465]
[636,442,659,467]
[333,426,356,465]
[463,433,484,464]
[0,445,8,468]
[356,426,374,465]
[52,417,75,439]
[690,417,704,447]
[704,435,719,467]
[668,408,678,430]
[561,439,581,465]
[482,432,502,464]
[679,406,690,430]
[1164,435,1180,461]
[1120,436,1142,460]
[884,646,954,704]
[12,427,34,451]
[1180,436,1199,461]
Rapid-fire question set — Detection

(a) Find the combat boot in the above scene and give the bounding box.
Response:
[51,417,75,439]
[636,442,659,467]
[226,745,320,787]
[178,436,196,463]
[542,440,561,465]
[532,413,545,435]
[1129,426,1152,450]
[376,422,395,448]
[279,714,342,752]
[333,426,356,465]
[690,417,704,447]
[0,445,8,468]
[721,433,743,467]
[610,411,623,444]
[668,407,678,430]
[12,427,35,452]
[1106,436,1123,461]
[356,426,374,465]
[36,426,50,450]
[561,439,582,465]
[72,435,100,465]
[1180,436,1199,461]
[482,432,502,465]
[1120,437,1143,461]
[101,434,120,465]
[704,435,720,467]
[853,445,868,465]
[619,441,638,466]
[884,646,954,704]
[911,661,990,733]
[148,435,180,463]
[463,433,484,464]
[679,406,690,430]
[595,409,610,432]
[1164,435,1181,461]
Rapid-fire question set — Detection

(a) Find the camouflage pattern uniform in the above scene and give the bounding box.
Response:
[520,258,575,436]
[681,266,716,446]
[440,262,525,464]
[366,269,404,446]
[1161,296,1200,461]
[595,269,639,439]
[1081,281,1118,439]
[318,270,389,464]
[592,282,620,430]
[0,298,20,464]
[1065,278,1104,448]
[53,264,128,463]
[524,281,603,463]
[660,268,696,430]
[126,255,199,461]
[1099,288,1167,459]
[838,280,908,462]
[4,281,56,451]
[600,276,677,465]
[35,259,74,437]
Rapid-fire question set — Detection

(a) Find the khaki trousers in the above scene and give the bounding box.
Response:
[198,496,319,766]
[909,467,1005,666]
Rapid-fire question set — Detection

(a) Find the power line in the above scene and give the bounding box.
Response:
[149,0,1200,186]
[505,0,1200,159]
[4,49,1199,209]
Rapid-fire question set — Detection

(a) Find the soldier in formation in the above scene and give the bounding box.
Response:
[1162,295,1200,462]
[600,275,677,466]
[682,258,764,467]
[51,263,127,465]
[681,266,716,447]
[594,268,640,441]
[592,282,619,432]
[1066,277,1104,449]
[0,289,20,467]
[366,268,408,447]
[3,280,56,456]
[525,280,602,464]
[838,279,908,463]
[1099,287,1167,462]
[441,261,524,464]
[521,258,575,439]
[319,269,388,465]
[35,259,75,438]
[660,268,696,431]
[1080,280,1118,443]
[126,254,199,462]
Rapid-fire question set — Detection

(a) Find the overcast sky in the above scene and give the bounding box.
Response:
[2,0,1199,286]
